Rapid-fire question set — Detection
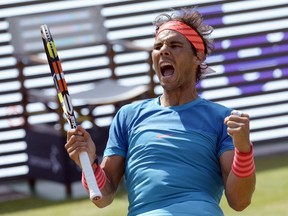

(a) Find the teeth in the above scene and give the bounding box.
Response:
[160,62,172,67]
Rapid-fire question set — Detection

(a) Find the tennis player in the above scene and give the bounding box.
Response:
[65,7,256,215]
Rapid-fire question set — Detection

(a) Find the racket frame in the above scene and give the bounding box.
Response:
[40,24,102,200]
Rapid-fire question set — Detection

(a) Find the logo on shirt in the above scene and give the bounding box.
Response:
[156,133,172,139]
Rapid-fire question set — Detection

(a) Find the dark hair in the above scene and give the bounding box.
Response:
[153,7,214,83]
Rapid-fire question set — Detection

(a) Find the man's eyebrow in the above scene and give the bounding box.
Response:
[153,41,162,47]
[154,40,183,46]
[170,40,183,45]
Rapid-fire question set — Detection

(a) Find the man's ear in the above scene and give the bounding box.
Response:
[194,52,206,65]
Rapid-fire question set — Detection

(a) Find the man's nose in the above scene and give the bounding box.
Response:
[160,45,170,56]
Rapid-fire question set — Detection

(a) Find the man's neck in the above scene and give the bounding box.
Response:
[160,89,198,107]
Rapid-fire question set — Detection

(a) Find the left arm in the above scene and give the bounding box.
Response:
[221,112,256,211]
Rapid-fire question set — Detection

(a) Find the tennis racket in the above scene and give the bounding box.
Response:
[40,24,102,200]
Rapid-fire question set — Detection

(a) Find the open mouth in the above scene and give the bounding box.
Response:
[160,63,175,77]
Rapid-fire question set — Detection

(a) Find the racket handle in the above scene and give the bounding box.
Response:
[79,151,102,200]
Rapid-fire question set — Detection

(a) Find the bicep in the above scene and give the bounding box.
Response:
[101,155,125,192]
[219,150,234,187]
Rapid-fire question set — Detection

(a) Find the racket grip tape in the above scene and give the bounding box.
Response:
[79,151,102,200]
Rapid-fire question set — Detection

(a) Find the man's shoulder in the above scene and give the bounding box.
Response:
[123,98,156,109]
[199,97,232,115]
[119,98,156,115]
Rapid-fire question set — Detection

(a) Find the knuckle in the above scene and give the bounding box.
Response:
[71,135,79,142]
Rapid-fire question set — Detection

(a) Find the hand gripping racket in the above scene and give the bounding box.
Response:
[40,24,102,200]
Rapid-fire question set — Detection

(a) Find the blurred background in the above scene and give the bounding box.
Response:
[0,0,287,215]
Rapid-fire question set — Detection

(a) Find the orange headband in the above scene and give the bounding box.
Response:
[156,20,205,54]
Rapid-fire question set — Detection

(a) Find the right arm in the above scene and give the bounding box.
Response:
[65,125,125,208]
